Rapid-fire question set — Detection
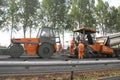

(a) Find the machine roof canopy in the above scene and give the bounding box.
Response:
[73,27,96,34]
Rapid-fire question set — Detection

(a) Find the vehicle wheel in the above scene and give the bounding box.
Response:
[106,54,113,58]
[9,44,24,58]
[38,43,54,58]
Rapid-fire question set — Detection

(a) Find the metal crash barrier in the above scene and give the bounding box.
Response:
[0,59,120,80]
[0,60,120,73]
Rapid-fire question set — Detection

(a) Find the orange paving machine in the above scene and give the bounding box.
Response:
[72,27,117,58]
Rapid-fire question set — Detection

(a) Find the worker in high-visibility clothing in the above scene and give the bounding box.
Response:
[70,38,74,55]
[78,41,84,59]
[57,42,62,53]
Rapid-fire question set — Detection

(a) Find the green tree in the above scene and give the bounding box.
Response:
[82,0,96,28]
[95,0,109,35]
[0,0,5,26]
[116,6,120,32]
[68,0,79,29]
[41,0,67,29]
[69,0,96,28]
[0,0,20,39]
[8,0,20,38]
[107,6,118,33]
[19,0,39,38]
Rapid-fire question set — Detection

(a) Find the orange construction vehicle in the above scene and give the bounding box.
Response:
[72,27,116,58]
[8,27,61,58]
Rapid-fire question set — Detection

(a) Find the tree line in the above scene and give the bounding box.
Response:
[0,0,120,37]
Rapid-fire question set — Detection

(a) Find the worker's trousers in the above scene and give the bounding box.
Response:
[70,46,74,55]
[78,51,84,59]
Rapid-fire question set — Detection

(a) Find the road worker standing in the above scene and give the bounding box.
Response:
[70,38,74,55]
[57,42,62,53]
[78,41,84,59]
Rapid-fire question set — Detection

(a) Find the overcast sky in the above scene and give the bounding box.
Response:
[103,0,120,7]
[109,0,120,7]
[0,0,120,46]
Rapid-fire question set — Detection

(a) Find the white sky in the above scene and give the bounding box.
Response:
[95,0,120,7]
[0,0,120,46]
[105,0,120,7]
[0,31,10,46]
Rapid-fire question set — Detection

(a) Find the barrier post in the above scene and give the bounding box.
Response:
[71,71,74,80]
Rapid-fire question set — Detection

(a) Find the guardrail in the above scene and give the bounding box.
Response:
[0,59,120,74]
[0,59,119,80]
[0,60,120,66]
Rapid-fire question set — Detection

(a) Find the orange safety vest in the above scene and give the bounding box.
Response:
[78,42,84,59]
[70,39,74,54]
[78,43,84,51]
[57,43,62,53]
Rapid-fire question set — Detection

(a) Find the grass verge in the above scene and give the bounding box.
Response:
[0,68,120,80]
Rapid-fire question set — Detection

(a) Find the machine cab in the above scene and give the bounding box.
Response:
[73,28,96,45]
[37,27,60,44]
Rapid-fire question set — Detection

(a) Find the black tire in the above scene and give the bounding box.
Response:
[38,43,54,58]
[9,44,24,58]
[106,54,113,58]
